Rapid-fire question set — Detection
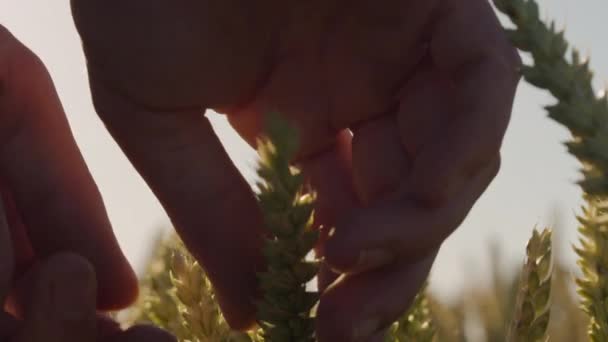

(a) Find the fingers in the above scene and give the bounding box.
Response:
[325,0,517,273]
[327,114,409,275]
[299,131,356,235]
[300,129,436,342]
[406,0,520,208]
[297,131,357,291]
[317,251,436,342]
[326,156,499,273]
[86,80,265,330]
[0,26,137,309]
[351,115,410,206]
[13,253,97,342]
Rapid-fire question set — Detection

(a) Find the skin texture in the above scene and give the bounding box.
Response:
[0,28,175,341]
[1,0,520,341]
[0,25,137,308]
[0,196,174,341]
[4,253,177,342]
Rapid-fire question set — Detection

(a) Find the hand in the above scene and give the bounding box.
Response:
[0,25,137,309]
[69,0,521,340]
[0,200,175,342]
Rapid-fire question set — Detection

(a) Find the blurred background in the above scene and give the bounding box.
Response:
[0,1,607,337]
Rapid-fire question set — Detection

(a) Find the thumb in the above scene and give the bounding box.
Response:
[13,253,97,342]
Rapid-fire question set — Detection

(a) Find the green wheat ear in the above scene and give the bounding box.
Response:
[387,283,437,342]
[508,228,553,342]
[132,236,253,342]
[493,0,608,193]
[254,112,320,342]
[494,0,608,340]
[575,201,608,341]
[134,236,189,340]
[171,249,254,342]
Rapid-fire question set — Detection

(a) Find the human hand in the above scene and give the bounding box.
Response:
[0,200,175,342]
[0,25,137,309]
[70,0,521,340]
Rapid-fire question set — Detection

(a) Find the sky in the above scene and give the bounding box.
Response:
[0,0,607,301]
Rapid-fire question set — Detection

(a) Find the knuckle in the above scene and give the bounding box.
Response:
[506,46,523,82]
[0,25,53,144]
[477,141,503,172]
[494,43,523,85]
[0,25,16,51]
[508,45,524,71]
[0,26,48,82]
[0,26,15,99]
[489,154,502,180]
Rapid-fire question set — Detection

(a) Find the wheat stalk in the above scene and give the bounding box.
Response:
[134,236,190,340]
[127,235,253,342]
[493,0,608,193]
[171,249,253,342]
[254,113,320,342]
[508,228,553,342]
[574,201,608,341]
[494,0,608,339]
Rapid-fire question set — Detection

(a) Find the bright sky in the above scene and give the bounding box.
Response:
[0,1,606,300]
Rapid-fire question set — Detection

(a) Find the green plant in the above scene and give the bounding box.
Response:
[131,235,189,339]
[253,114,320,341]
[494,0,608,340]
[508,228,553,342]
[130,236,252,341]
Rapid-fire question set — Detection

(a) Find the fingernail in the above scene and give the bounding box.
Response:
[351,249,394,274]
[352,318,381,341]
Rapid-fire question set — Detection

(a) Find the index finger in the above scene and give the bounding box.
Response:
[0,27,137,309]
[83,78,266,330]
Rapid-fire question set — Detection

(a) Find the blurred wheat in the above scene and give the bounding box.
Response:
[121,228,588,341]
[494,0,608,339]
[388,283,436,342]
[508,229,552,342]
